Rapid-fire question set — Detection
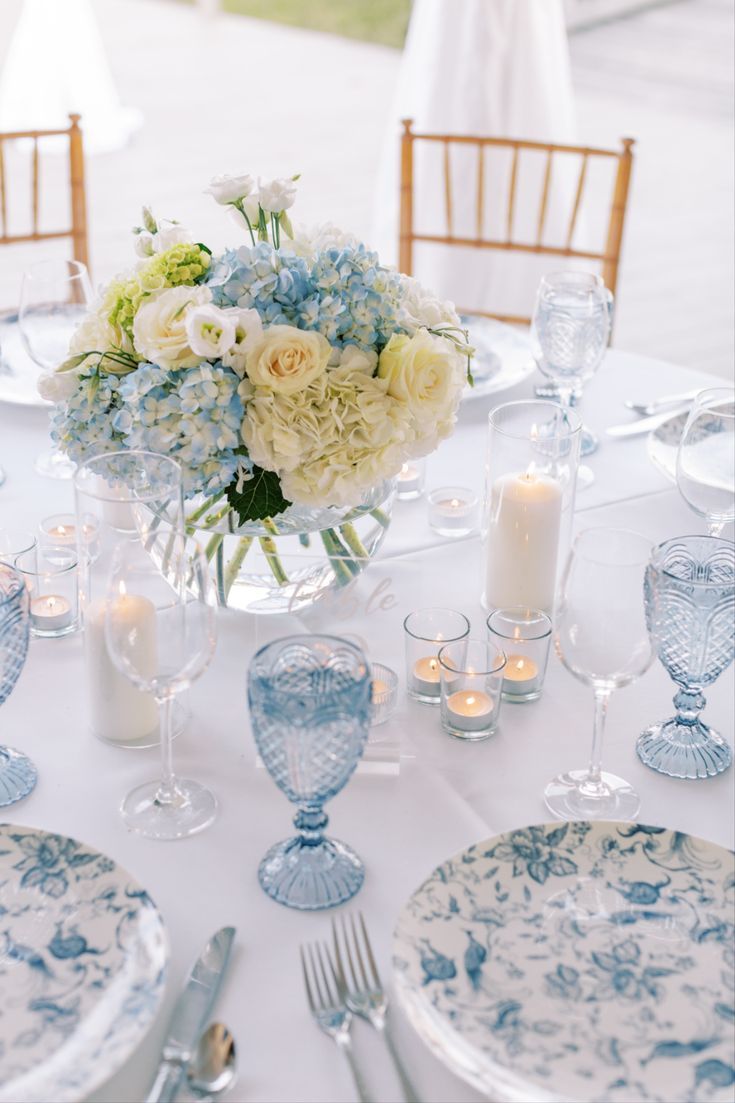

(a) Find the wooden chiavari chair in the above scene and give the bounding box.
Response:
[0,113,88,271]
[399,118,634,326]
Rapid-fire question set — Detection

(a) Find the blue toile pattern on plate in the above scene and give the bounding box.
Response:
[393,820,735,1103]
[0,823,168,1103]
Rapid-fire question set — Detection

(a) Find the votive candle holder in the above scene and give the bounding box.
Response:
[0,529,37,566]
[396,458,426,501]
[404,607,470,704]
[15,544,79,638]
[39,513,101,563]
[370,662,399,726]
[438,638,506,741]
[486,606,552,702]
[428,487,479,537]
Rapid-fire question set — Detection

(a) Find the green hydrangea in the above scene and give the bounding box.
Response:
[103,244,211,351]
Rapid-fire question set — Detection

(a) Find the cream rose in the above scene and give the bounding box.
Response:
[377,329,464,422]
[245,324,330,394]
[133,285,212,369]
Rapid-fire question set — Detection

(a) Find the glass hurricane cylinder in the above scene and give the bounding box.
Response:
[74,451,185,748]
[638,535,734,779]
[483,401,581,614]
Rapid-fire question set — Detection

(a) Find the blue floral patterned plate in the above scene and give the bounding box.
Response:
[393,821,735,1103]
[0,823,168,1103]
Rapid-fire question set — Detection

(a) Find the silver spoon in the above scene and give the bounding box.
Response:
[186,1022,237,1101]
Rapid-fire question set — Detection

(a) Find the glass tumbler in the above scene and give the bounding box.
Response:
[487,607,552,702]
[638,535,734,779]
[438,639,505,741]
[248,635,372,910]
[404,608,471,703]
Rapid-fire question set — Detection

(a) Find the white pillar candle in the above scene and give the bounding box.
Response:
[502,654,540,697]
[445,689,494,733]
[30,594,72,631]
[485,470,562,613]
[84,597,158,745]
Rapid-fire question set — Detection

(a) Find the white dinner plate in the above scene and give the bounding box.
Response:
[393,820,735,1103]
[0,823,168,1103]
[461,316,536,401]
[0,311,49,407]
[647,409,687,483]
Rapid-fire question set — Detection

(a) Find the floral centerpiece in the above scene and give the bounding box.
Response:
[43,173,472,611]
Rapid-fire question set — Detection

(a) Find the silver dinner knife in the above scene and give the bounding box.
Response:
[146,926,236,1103]
[606,403,691,439]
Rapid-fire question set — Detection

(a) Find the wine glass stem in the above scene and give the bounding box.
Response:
[155,693,177,805]
[587,688,611,786]
[707,521,725,538]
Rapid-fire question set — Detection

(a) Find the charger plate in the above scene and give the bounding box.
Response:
[0,311,48,407]
[393,820,735,1103]
[0,823,168,1103]
[461,316,536,401]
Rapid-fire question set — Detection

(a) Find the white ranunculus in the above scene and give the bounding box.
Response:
[245,324,330,394]
[257,177,297,214]
[133,285,212,369]
[134,231,155,258]
[205,173,255,205]
[38,369,80,403]
[185,303,237,360]
[221,308,263,375]
[153,221,193,253]
[378,328,464,427]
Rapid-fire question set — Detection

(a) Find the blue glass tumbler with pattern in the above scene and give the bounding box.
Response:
[248,635,372,910]
[0,562,37,806]
[638,535,734,779]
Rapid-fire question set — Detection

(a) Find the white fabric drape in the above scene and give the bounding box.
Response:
[372,0,580,318]
[0,0,141,153]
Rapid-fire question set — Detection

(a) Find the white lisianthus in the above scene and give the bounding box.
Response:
[258,177,297,214]
[205,173,255,205]
[221,308,263,375]
[153,220,193,253]
[185,303,237,360]
[245,324,330,394]
[228,196,260,235]
[134,231,155,258]
[133,285,212,369]
[378,329,464,425]
[38,369,80,403]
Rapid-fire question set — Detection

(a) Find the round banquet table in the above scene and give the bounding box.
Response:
[0,349,733,1103]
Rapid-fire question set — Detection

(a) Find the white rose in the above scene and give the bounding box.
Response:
[245,324,330,393]
[185,303,237,360]
[38,369,79,403]
[205,173,255,205]
[221,308,263,375]
[153,221,192,253]
[258,177,297,214]
[133,285,212,369]
[377,329,464,424]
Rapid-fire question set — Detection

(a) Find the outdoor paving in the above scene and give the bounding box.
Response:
[0,0,732,379]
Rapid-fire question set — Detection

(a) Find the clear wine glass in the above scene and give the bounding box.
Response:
[544,527,654,821]
[18,259,92,480]
[676,387,734,537]
[105,526,218,840]
[531,270,613,490]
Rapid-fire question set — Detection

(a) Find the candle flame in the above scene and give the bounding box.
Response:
[47,596,57,611]
[523,462,538,481]
[429,658,438,672]
[466,695,476,706]
[450,498,460,508]
[516,659,525,671]
[118,581,127,598]
[58,525,67,537]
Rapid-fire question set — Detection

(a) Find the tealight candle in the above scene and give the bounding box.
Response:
[445,689,494,732]
[370,662,399,727]
[428,487,479,537]
[404,608,470,704]
[30,594,72,631]
[503,654,539,695]
[40,514,101,562]
[438,637,505,740]
[487,607,552,703]
[396,459,426,501]
[411,655,442,698]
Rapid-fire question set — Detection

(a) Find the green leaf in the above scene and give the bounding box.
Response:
[142,206,158,234]
[225,465,291,525]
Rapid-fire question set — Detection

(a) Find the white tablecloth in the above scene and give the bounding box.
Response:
[1,349,733,1103]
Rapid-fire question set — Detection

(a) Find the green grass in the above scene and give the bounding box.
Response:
[192,0,412,49]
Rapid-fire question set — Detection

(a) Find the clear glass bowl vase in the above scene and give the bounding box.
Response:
[186,481,395,615]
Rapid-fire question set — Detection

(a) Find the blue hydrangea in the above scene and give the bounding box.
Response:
[51,372,124,462]
[207,242,407,352]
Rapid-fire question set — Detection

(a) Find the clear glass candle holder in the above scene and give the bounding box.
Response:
[396,458,426,501]
[438,639,506,741]
[487,607,552,703]
[428,487,479,537]
[15,544,79,638]
[39,512,101,563]
[404,608,470,704]
[0,530,37,566]
[370,662,399,726]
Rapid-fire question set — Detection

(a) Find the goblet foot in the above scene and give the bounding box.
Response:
[121,778,217,840]
[0,746,38,807]
[637,717,732,779]
[580,425,599,457]
[258,835,364,911]
[544,768,640,822]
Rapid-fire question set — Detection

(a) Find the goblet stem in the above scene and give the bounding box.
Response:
[586,688,610,789]
[673,686,706,729]
[293,805,328,848]
[155,693,178,805]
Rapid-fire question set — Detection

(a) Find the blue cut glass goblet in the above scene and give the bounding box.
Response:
[0,562,37,805]
[638,536,734,779]
[248,635,372,910]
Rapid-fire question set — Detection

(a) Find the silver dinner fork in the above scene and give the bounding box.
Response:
[332,914,420,1103]
[300,940,372,1103]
